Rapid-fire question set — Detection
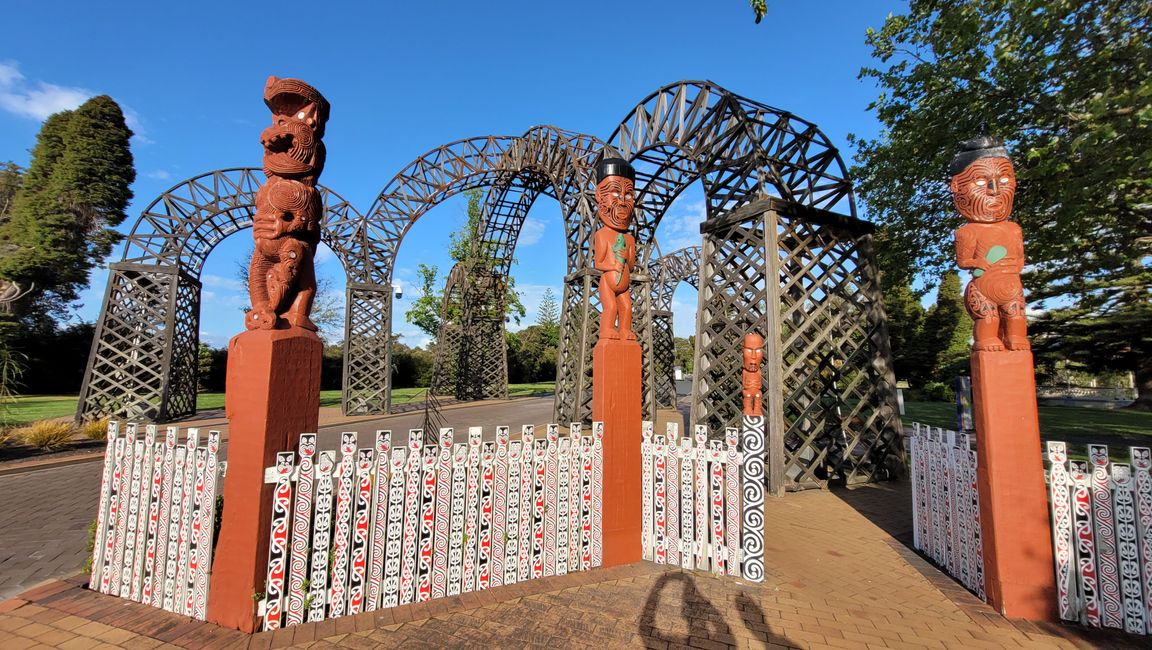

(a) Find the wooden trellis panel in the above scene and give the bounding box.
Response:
[692,199,902,492]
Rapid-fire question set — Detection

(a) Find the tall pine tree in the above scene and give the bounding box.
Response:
[922,271,973,383]
[0,96,135,326]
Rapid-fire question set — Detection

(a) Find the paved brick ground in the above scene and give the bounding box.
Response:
[1,481,1144,649]
[0,464,101,600]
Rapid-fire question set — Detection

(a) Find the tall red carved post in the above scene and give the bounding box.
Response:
[207,77,330,632]
[591,156,643,567]
[952,137,1056,621]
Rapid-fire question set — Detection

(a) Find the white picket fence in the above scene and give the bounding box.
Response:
[89,422,223,620]
[259,423,604,631]
[1046,442,1152,635]
[907,422,985,599]
[641,419,765,583]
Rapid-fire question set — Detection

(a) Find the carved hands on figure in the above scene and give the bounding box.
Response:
[742,332,764,417]
[950,136,1029,352]
[246,76,329,332]
[593,156,638,342]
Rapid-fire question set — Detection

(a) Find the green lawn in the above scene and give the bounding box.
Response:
[3,382,557,426]
[904,400,1152,454]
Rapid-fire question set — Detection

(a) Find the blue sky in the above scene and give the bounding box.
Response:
[1,0,909,348]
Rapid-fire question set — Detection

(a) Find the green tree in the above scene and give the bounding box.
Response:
[0,162,22,228]
[851,0,1152,407]
[749,0,766,23]
[536,287,559,340]
[405,263,442,338]
[404,189,526,341]
[0,96,136,325]
[881,277,930,384]
[509,324,558,382]
[673,336,695,375]
[921,272,973,383]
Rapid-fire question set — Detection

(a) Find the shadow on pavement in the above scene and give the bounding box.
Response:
[830,480,916,548]
[638,571,797,649]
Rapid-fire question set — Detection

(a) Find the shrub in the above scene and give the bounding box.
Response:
[0,426,15,445]
[16,420,76,450]
[922,381,954,402]
[81,418,111,441]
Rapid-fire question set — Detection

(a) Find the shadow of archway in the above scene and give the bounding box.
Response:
[638,571,798,649]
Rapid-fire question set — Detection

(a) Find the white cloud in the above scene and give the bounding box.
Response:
[202,274,245,291]
[0,62,22,86]
[121,106,154,145]
[146,169,172,180]
[0,61,150,144]
[517,217,546,246]
[0,60,92,120]
[654,199,706,252]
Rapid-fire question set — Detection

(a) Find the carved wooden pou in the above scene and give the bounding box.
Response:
[247,76,330,332]
[951,136,1027,352]
[593,157,637,341]
[742,332,764,417]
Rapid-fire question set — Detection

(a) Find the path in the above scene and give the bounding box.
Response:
[1,482,1139,648]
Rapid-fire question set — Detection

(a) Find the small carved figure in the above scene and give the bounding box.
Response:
[247,76,330,331]
[593,156,638,341]
[951,136,1028,352]
[742,333,764,416]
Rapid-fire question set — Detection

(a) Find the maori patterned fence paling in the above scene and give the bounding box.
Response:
[89,422,223,621]
[259,423,605,631]
[907,423,985,599]
[1046,442,1152,635]
[641,420,765,583]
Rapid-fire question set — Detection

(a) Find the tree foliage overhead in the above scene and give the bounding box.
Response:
[852,0,1151,406]
[0,96,136,325]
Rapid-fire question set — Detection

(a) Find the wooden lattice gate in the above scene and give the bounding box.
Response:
[692,198,903,492]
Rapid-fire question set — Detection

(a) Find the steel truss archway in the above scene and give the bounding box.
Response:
[648,246,701,411]
[78,168,374,422]
[593,80,901,490]
[362,126,603,415]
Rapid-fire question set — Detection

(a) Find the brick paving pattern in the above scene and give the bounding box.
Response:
[0,464,101,600]
[2,481,1145,648]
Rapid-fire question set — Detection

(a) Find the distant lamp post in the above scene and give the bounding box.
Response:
[674,366,683,381]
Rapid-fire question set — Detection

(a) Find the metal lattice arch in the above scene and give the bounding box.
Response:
[587,80,903,490]
[358,125,605,414]
[78,168,373,422]
[647,246,701,411]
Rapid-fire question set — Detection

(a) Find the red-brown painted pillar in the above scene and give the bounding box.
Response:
[206,328,321,632]
[971,350,1057,620]
[592,338,643,567]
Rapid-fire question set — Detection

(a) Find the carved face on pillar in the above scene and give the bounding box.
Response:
[948,136,1016,224]
[260,76,331,180]
[951,158,1016,223]
[595,157,636,232]
[743,333,764,373]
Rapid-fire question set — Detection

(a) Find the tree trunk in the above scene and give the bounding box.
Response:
[1128,357,1152,412]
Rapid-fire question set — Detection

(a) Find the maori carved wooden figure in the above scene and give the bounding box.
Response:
[247,76,330,331]
[742,333,764,416]
[951,136,1028,352]
[593,157,638,341]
